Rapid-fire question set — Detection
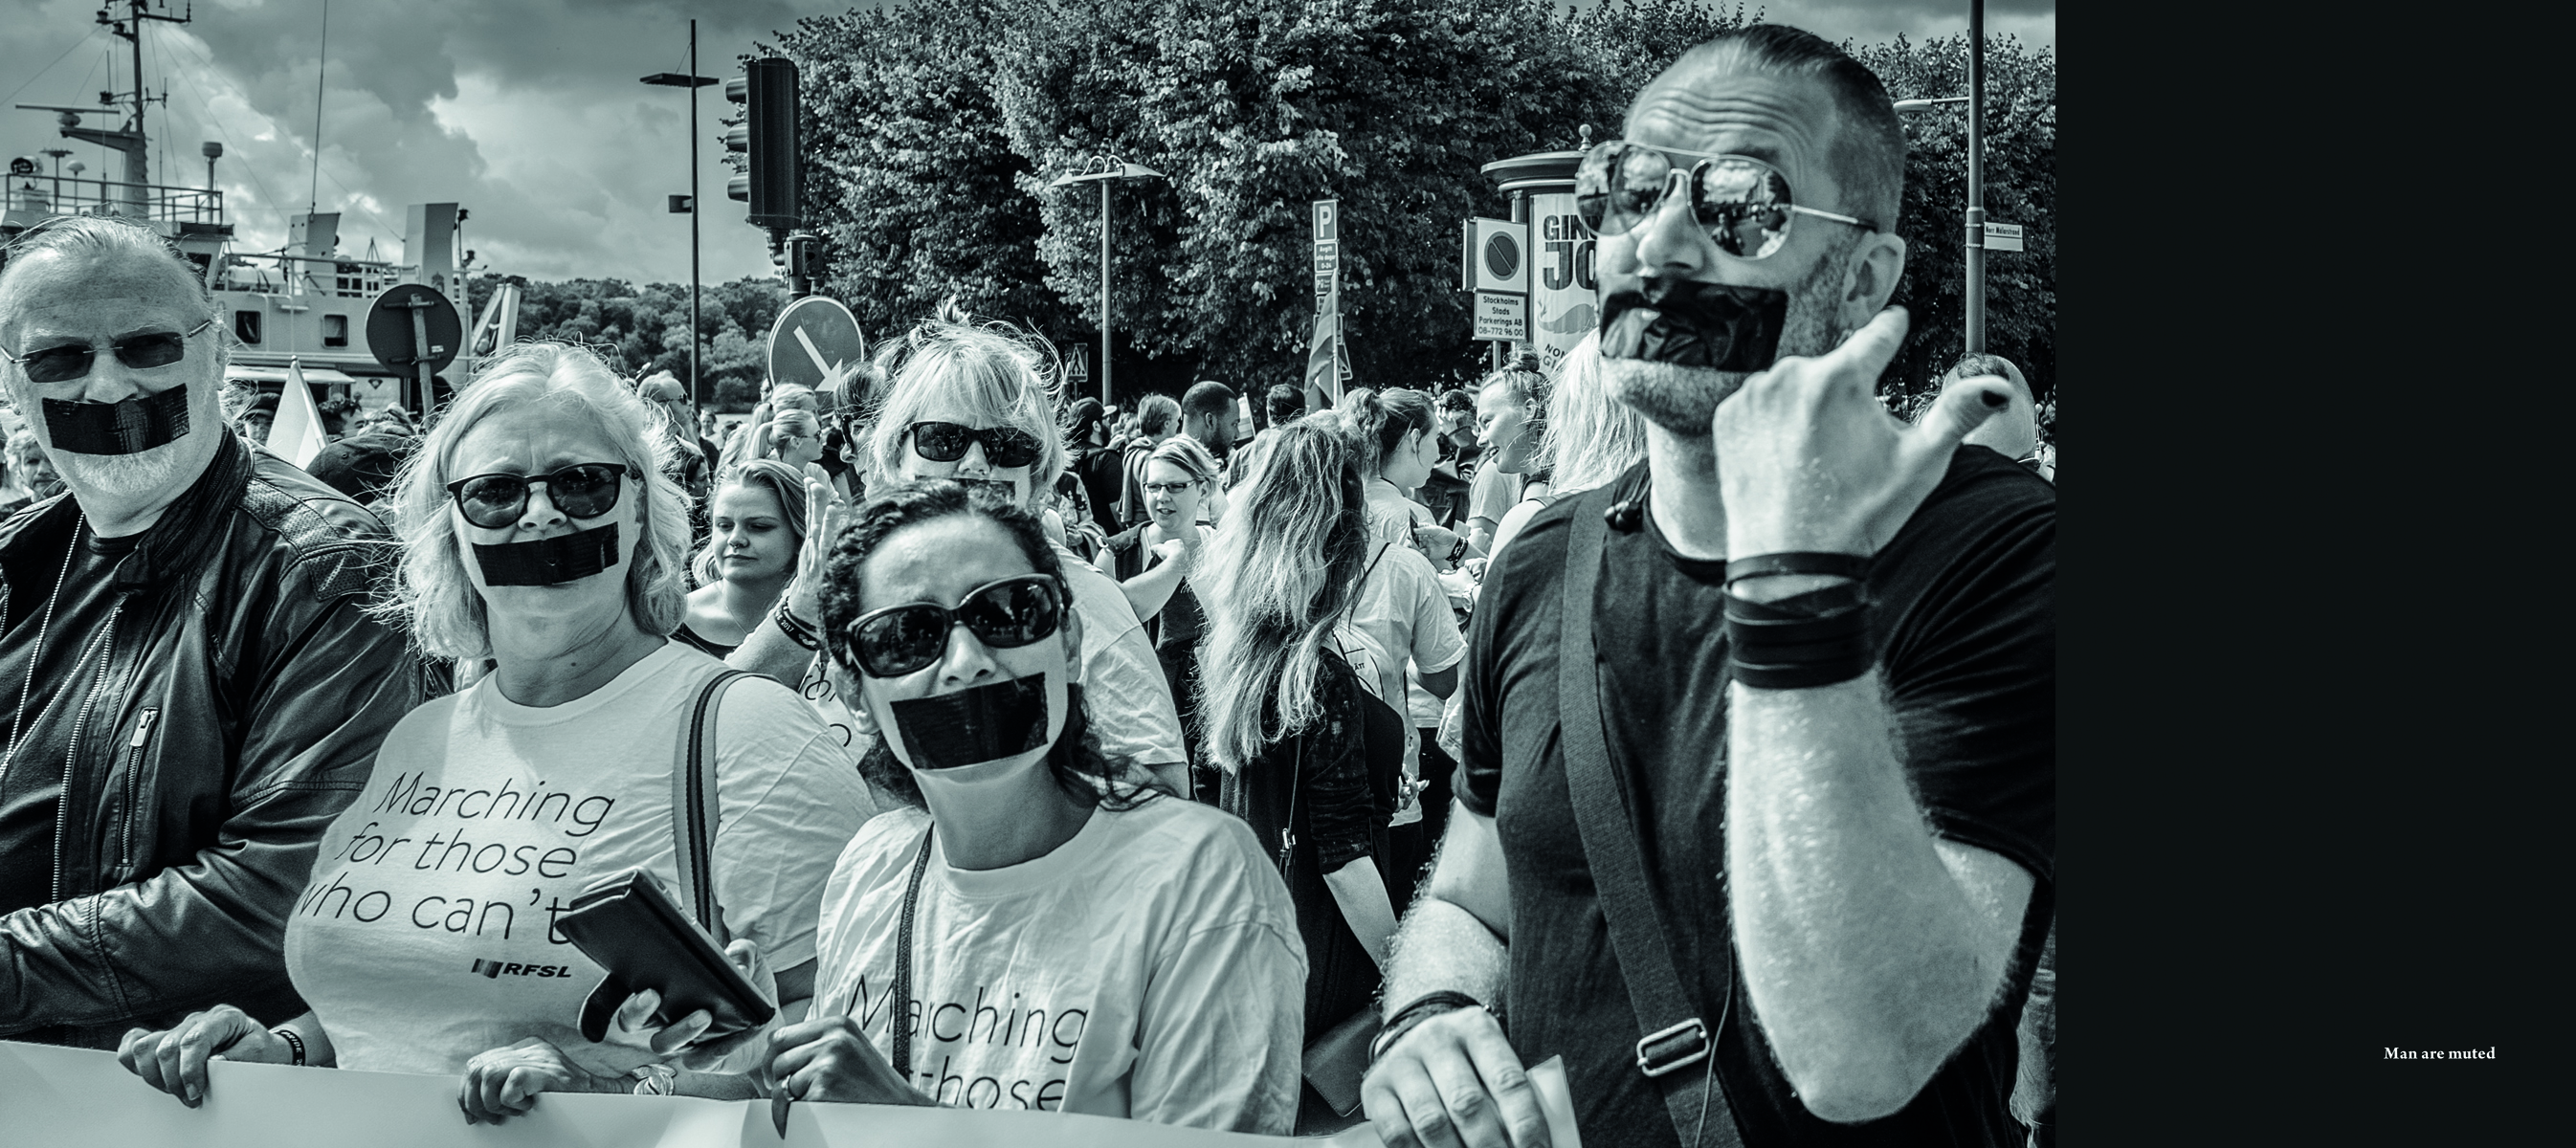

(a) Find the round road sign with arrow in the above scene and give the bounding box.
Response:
[366,283,464,376]
[766,296,867,402]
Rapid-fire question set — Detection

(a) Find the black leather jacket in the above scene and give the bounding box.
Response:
[0,433,435,1048]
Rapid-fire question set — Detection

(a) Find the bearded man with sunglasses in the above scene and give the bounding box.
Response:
[1364,25,2054,1148]
[0,216,431,1049]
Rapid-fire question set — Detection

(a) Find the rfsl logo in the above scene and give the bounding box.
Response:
[471,958,573,979]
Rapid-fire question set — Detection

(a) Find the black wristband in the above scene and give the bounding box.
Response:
[1370,990,1486,1065]
[773,598,822,651]
[272,1026,306,1068]
[1723,551,1868,586]
[1726,589,1875,690]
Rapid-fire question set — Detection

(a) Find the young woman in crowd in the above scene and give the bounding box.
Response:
[561,481,1302,1128]
[1333,387,1469,905]
[1460,363,1545,556]
[1341,386,1445,556]
[1099,434,1222,800]
[1195,420,1400,1116]
[676,459,810,658]
[114,342,875,1115]
[762,408,828,472]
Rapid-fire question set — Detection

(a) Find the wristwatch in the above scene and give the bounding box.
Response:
[632,1062,677,1095]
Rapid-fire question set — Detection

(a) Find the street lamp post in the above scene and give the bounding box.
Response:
[1894,1,1989,357]
[1049,157,1166,408]
[642,24,720,430]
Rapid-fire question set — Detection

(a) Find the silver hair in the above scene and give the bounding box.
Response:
[372,342,691,659]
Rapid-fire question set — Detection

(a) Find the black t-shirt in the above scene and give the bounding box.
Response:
[1459,449,2054,1148]
[0,519,145,917]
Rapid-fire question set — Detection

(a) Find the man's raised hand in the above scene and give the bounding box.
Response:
[1713,306,2012,560]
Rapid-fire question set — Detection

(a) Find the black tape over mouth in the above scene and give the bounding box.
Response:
[890,673,1050,770]
[1597,280,1790,372]
[472,522,623,586]
[41,386,193,455]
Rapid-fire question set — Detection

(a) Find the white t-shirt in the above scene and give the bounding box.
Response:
[284,642,877,1075]
[811,798,1305,1133]
[788,542,1188,794]
[1351,541,1468,738]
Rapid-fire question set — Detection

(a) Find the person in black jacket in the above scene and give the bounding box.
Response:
[0,214,432,1049]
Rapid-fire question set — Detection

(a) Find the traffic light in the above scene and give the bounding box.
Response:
[722,58,800,230]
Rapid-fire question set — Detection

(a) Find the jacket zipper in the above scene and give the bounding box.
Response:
[54,602,122,905]
[120,706,160,871]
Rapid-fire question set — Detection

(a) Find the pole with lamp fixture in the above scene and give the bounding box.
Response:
[1892,0,1988,355]
[640,22,721,430]
[1048,156,1165,409]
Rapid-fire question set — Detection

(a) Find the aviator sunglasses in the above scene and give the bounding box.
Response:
[1574,144,1876,258]
[445,464,639,529]
[907,421,1044,469]
[833,572,1068,678]
[0,319,216,385]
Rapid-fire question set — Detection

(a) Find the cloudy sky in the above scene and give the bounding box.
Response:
[4,0,2052,286]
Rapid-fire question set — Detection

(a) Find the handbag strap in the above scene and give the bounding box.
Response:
[891,825,937,1080]
[1557,485,1742,1148]
[672,669,754,938]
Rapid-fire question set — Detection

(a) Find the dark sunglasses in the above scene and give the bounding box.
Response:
[908,421,1044,469]
[833,573,1067,678]
[445,463,638,529]
[0,319,215,385]
[1575,144,1875,258]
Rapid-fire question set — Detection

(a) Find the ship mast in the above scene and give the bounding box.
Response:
[60,0,193,213]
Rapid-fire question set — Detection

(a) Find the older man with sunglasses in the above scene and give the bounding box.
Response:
[1363,25,2054,1148]
[0,216,431,1049]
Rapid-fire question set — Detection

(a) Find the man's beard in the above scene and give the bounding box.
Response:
[1603,240,1857,437]
[56,437,200,500]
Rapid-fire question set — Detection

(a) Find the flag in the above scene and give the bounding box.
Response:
[1306,312,1342,401]
[273,358,331,469]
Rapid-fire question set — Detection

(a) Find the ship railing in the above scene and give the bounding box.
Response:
[3,174,225,226]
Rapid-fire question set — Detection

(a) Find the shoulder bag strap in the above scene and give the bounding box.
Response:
[1557,487,1742,1148]
[890,824,937,1081]
[673,669,755,938]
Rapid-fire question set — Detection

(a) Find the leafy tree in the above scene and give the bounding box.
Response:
[464,274,788,410]
[1849,32,2055,436]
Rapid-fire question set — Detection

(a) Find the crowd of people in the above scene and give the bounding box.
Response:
[0,23,2053,1148]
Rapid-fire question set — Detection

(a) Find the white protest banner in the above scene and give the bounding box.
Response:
[2,1039,1581,1147]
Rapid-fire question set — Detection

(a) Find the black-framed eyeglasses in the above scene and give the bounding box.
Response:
[1142,480,1199,496]
[907,421,1043,469]
[0,319,216,385]
[1574,143,1876,258]
[444,463,639,529]
[832,573,1068,679]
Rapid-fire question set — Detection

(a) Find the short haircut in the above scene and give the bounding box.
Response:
[375,342,692,659]
[862,308,1069,506]
[1667,24,1906,232]
[1434,387,1476,415]
[1147,432,1220,487]
[1943,352,2033,404]
[1181,380,1237,418]
[0,214,214,320]
[1265,384,1305,425]
[1136,393,1182,437]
